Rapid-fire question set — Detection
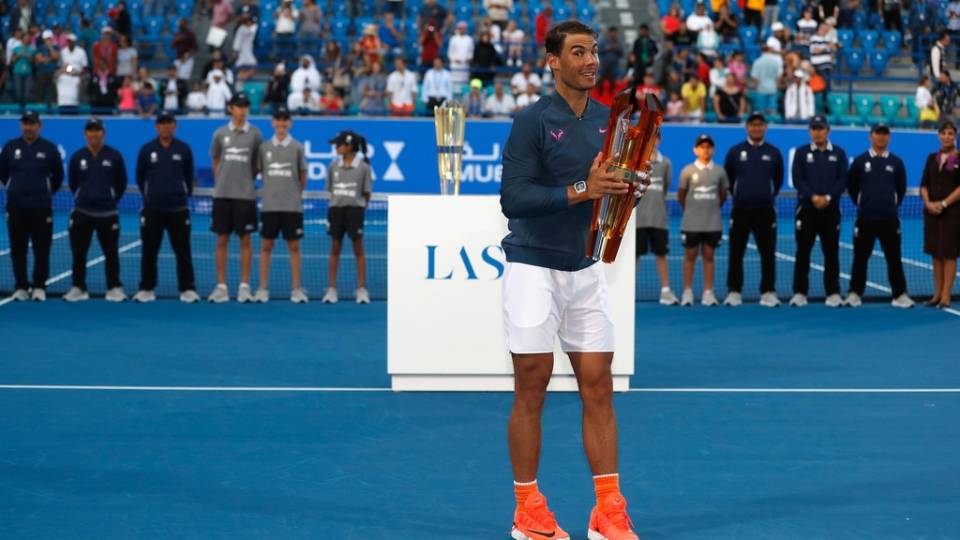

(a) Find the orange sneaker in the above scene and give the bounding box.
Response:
[587,492,639,540]
[511,491,570,540]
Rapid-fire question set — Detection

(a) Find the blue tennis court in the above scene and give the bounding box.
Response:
[1,300,958,539]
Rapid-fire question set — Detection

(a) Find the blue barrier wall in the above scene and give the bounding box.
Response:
[0,117,941,193]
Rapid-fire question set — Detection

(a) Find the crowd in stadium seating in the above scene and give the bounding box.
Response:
[0,0,957,125]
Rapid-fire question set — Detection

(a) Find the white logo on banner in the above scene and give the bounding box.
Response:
[382,141,405,181]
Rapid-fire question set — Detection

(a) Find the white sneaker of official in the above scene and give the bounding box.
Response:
[788,293,808,307]
[723,291,743,307]
[11,289,30,302]
[179,290,200,303]
[63,286,90,302]
[105,287,128,302]
[355,287,371,304]
[680,288,694,306]
[701,289,719,307]
[134,290,157,303]
[759,292,781,307]
[659,289,679,306]
[824,293,843,308]
[237,284,254,304]
[321,288,339,304]
[208,285,229,303]
[844,292,863,308]
[254,288,270,303]
[290,288,309,304]
[31,289,47,302]
[891,293,915,309]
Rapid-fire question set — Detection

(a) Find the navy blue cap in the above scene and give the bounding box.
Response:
[155,111,177,123]
[809,115,829,128]
[229,93,250,107]
[20,111,40,124]
[746,111,766,123]
[695,133,715,146]
[329,130,357,146]
[84,118,104,131]
[272,106,291,120]
[871,122,890,133]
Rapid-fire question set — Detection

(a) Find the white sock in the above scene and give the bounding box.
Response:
[216,283,227,289]
[661,287,670,293]
[239,282,250,289]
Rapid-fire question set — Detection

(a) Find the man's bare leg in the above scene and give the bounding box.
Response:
[568,351,617,474]
[508,352,554,482]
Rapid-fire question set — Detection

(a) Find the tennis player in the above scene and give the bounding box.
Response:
[500,20,640,540]
[255,107,308,303]
[0,111,64,302]
[208,93,263,303]
[323,130,372,305]
[678,134,729,307]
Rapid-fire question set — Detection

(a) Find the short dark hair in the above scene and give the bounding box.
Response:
[939,119,957,134]
[938,29,949,41]
[545,20,597,56]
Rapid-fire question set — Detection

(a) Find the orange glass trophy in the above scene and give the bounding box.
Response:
[587,89,664,263]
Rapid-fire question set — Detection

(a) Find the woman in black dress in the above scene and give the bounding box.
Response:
[920,120,960,307]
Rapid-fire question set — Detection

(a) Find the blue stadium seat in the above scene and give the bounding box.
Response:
[331,2,347,17]
[869,50,888,74]
[739,26,758,44]
[330,16,350,38]
[143,15,164,37]
[577,3,596,20]
[554,4,571,20]
[868,12,884,29]
[54,0,71,18]
[837,29,855,49]
[844,48,865,76]
[781,9,798,29]
[859,30,879,50]
[882,30,901,55]
[827,92,850,125]
[878,95,902,123]
[166,15,180,34]
[78,1,96,19]
[175,1,194,18]
[852,10,867,30]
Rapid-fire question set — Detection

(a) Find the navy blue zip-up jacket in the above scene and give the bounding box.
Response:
[68,144,127,216]
[136,138,195,211]
[0,136,65,209]
[500,93,609,271]
[723,140,784,209]
[847,149,906,220]
[791,141,849,211]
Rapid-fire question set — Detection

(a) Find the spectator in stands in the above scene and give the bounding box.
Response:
[751,44,783,114]
[768,22,788,52]
[298,0,322,38]
[809,21,837,94]
[510,62,542,96]
[681,73,707,121]
[715,6,739,43]
[661,5,683,37]
[419,22,443,71]
[714,74,747,122]
[93,27,117,76]
[136,66,159,96]
[237,0,261,23]
[232,16,258,89]
[879,0,903,33]
[666,91,685,120]
[320,82,344,114]
[186,82,207,114]
[484,80,515,117]
[78,19,98,61]
[665,68,683,99]
[291,55,322,95]
[670,22,696,47]
[796,8,818,45]
[421,57,453,113]
[34,31,60,108]
[503,20,526,68]
[917,75,940,129]
[418,0,449,32]
[516,83,541,110]
[111,1,132,40]
[598,26,625,78]
[629,24,658,84]
[636,72,664,101]
[380,12,405,63]
[55,64,81,114]
[137,82,160,118]
[386,0,404,18]
[480,17,504,56]
[728,50,748,90]
[260,64,289,114]
[172,19,198,81]
[763,0,780,30]
[10,37,34,109]
[206,70,232,113]
[535,6,552,50]
[678,133,729,306]
[358,61,388,115]
[777,50,803,95]
[591,70,627,106]
[838,0,861,29]
[0,47,9,97]
[744,0,764,30]
[686,2,712,36]
[275,0,299,38]
[935,72,960,118]
[472,31,501,85]
[697,23,720,59]
[920,120,960,307]
[816,0,840,23]
[709,56,728,97]
[51,25,70,50]
[948,0,960,31]
[784,69,815,121]
[466,79,486,116]
[7,0,34,38]
[484,0,512,29]
[6,29,23,66]
[358,24,382,67]
[161,65,188,112]
[211,0,235,32]
[115,35,137,83]
[89,59,118,111]
[448,21,474,90]
[118,77,136,113]
[386,56,417,116]
[672,46,693,74]
[929,30,951,90]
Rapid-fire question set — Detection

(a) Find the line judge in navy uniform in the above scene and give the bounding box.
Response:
[499,20,642,540]
[845,123,914,308]
[0,111,65,302]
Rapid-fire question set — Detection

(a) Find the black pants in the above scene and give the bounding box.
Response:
[727,206,777,294]
[849,217,907,298]
[793,205,841,296]
[69,211,121,290]
[6,206,53,290]
[744,8,763,31]
[882,8,902,33]
[139,208,195,292]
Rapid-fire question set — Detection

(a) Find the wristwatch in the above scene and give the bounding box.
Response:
[574,180,587,194]
[825,194,832,203]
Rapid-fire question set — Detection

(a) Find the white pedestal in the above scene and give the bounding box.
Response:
[387,195,635,391]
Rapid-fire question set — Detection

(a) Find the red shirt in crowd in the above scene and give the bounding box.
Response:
[590,78,629,106]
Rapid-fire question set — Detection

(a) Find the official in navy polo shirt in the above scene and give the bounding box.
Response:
[789,114,848,308]
[0,111,65,302]
[845,123,914,308]
[64,118,128,302]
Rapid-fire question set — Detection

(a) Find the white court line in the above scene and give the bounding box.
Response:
[0,230,70,257]
[0,385,957,394]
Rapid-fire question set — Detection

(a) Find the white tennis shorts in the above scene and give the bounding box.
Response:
[502,261,615,354]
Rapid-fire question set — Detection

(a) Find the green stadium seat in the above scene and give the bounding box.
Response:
[894,95,920,128]
[852,94,876,124]
[243,81,266,114]
[826,92,850,125]
[25,102,49,114]
[0,103,22,115]
[878,95,902,123]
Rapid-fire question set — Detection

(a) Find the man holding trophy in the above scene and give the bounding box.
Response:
[500,20,660,540]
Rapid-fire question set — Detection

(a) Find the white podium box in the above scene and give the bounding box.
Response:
[387,195,635,392]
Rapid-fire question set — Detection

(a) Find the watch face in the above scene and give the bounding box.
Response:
[575,180,587,193]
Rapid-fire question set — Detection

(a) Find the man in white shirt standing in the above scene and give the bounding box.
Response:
[510,62,542,96]
[483,80,516,117]
[421,57,453,113]
[386,56,418,116]
[205,70,232,114]
[515,84,541,110]
[60,34,88,73]
[685,2,713,34]
[55,64,81,114]
[447,21,474,90]
[287,87,321,113]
